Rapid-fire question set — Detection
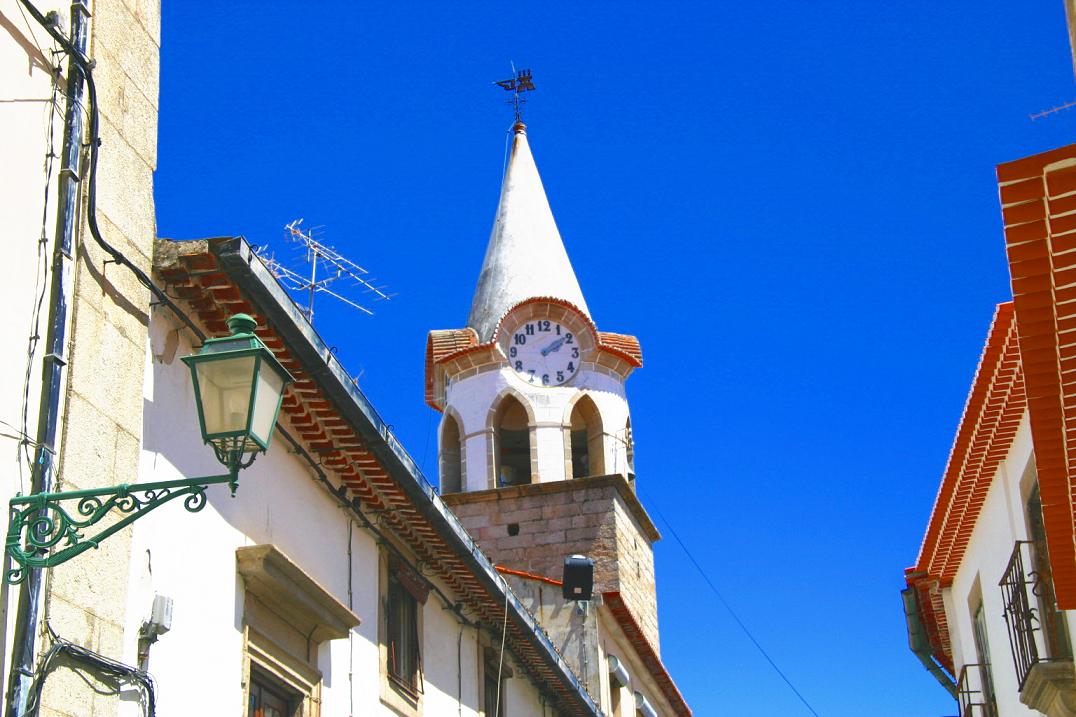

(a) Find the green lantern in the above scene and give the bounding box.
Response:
[5,314,295,584]
[182,314,293,467]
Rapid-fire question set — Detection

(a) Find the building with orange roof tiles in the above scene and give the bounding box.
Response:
[904,143,1076,717]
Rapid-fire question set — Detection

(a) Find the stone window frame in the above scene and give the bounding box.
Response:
[243,626,322,717]
[236,544,362,717]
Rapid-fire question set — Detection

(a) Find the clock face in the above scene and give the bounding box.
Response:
[504,318,581,387]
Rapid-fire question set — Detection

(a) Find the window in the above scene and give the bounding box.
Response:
[495,396,531,486]
[248,667,299,717]
[483,647,511,717]
[381,552,428,712]
[1025,484,1072,659]
[387,568,421,692]
[441,414,463,493]
[569,395,604,478]
[237,545,360,717]
[972,600,997,712]
[483,666,504,717]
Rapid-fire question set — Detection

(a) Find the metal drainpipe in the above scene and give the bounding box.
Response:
[901,587,958,699]
[6,3,90,715]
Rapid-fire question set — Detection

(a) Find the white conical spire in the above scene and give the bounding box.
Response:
[467,122,590,341]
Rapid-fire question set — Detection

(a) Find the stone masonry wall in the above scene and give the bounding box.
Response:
[613,497,659,653]
[443,474,661,651]
[38,0,159,713]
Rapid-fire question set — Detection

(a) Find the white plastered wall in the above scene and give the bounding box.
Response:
[945,410,1076,716]
[596,606,679,717]
[126,313,560,716]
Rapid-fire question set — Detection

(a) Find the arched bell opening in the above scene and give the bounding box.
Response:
[440,413,463,494]
[569,395,605,479]
[495,396,532,486]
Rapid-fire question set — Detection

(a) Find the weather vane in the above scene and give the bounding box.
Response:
[494,67,535,123]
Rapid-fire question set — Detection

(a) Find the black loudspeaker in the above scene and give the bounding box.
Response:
[562,555,594,601]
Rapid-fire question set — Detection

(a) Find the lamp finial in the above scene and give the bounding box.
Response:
[227,314,257,335]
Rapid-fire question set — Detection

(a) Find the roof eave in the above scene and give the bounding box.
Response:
[169,236,603,717]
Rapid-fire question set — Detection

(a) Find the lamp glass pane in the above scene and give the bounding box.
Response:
[195,355,257,436]
[249,361,286,445]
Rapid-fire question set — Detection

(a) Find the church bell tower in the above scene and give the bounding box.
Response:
[425,121,662,648]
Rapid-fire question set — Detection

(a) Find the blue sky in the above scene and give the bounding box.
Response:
[155,3,1076,715]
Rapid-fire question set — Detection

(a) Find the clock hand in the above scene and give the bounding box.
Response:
[540,337,566,357]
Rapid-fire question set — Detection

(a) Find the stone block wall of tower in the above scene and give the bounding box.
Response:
[612,495,660,650]
[443,474,661,650]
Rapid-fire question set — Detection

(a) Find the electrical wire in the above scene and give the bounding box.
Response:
[420,408,433,479]
[26,633,156,716]
[13,0,45,56]
[16,0,206,344]
[494,579,508,717]
[653,505,822,717]
[502,121,513,180]
[19,55,61,493]
[456,628,463,717]
[347,517,355,717]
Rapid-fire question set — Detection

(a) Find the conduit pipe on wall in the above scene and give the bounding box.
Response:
[634,691,658,717]
[901,587,957,698]
[5,4,89,715]
[608,654,630,688]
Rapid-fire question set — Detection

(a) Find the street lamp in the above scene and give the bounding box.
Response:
[183,313,292,473]
[5,314,293,584]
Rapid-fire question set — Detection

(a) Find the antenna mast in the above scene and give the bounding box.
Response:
[256,219,392,323]
[1030,99,1076,120]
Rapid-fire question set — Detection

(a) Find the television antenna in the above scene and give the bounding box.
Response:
[1030,99,1076,120]
[494,66,535,123]
[256,219,392,323]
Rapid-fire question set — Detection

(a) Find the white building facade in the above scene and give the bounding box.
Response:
[132,236,604,717]
[905,145,1076,717]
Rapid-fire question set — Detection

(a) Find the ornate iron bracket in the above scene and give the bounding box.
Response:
[5,468,238,585]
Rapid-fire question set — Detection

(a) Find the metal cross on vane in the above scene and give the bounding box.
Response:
[495,68,535,122]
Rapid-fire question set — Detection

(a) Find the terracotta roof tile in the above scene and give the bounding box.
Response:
[598,332,643,367]
[998,143,1076,610]
[907,302,1025,669]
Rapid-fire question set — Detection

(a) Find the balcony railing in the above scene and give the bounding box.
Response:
[999,540,1072,690]
[957,663,996,717]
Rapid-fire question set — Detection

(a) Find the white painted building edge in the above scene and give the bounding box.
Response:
[943,409,1076,716]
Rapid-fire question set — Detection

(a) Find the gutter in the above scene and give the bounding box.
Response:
[208,237,603,717]
[902,587,957,698]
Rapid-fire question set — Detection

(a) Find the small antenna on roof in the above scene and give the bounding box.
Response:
[255,219,393,323]
[494,64,535,123]
[1030,98,1076,120]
